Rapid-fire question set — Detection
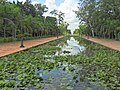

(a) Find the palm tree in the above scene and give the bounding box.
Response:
[50,10,64,25]
[50,10,64,37]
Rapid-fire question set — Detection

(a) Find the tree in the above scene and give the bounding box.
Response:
[59,21,69,35]
[50,10,65,37]
[34,4,48,16]
[0,2,21,38]
[50,10,64,25]
[45,16,58,36]
[75,0,120,40]
[0,0,61,43]
[74,24,86,36]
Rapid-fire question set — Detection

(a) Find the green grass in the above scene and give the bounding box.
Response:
[0,35,57,43]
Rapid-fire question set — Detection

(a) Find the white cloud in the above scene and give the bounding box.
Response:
[32,1,39,5]
[43,0,80,33]
[43,0,58,17]
[58,0,79,32]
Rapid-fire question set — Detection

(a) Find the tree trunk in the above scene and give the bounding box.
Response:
[91,29,94,37]
[111,31,113,39]
[118,32,120,40]
[14,28,16,38]
[4,25,6,38]
[12,28,16,38]
[108,32,111,39]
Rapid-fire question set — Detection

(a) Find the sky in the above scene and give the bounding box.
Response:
[8,0,80,33]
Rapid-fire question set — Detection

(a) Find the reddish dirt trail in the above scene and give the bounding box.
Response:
[83,36,120,52]
[0,36,64,57]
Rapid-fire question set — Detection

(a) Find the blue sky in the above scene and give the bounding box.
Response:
[55,0,64,6]
[39,0,64,6]
[39,0,45,4]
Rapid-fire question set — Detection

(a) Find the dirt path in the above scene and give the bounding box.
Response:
[83,36,120,52]
[0,36,64,57]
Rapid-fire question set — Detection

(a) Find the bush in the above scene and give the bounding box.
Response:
[0,37,17,43]
[16,33,32,40]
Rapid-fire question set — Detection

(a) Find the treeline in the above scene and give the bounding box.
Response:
[0,0,70,42]
[75,0,120,40]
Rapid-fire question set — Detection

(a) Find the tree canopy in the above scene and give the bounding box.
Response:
[75,0,120,40]
[0,0,69,42]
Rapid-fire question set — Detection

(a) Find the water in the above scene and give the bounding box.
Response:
[10,37,105,90]
[44,37,86,57]
[57,37,86,56]
[35,61,105,90]
[38,37,105,90]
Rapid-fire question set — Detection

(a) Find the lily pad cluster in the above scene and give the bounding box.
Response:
[0,36,120,90]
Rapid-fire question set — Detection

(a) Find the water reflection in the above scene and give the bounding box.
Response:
[35,61,105,90]
[58,37,86,55]
[44,37,86,57]
[40,37,104,90]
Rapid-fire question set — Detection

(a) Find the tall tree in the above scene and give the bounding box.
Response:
[50,10,64,25]
[75,0,120,40]
[34,4,48,16]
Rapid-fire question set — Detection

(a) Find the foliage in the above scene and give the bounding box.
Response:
[50,9,67,37]
[0,0,66,43]
[74,24,86,36]
[0,36,119,89]
[75,0,120,40]
[59,22,70,35]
